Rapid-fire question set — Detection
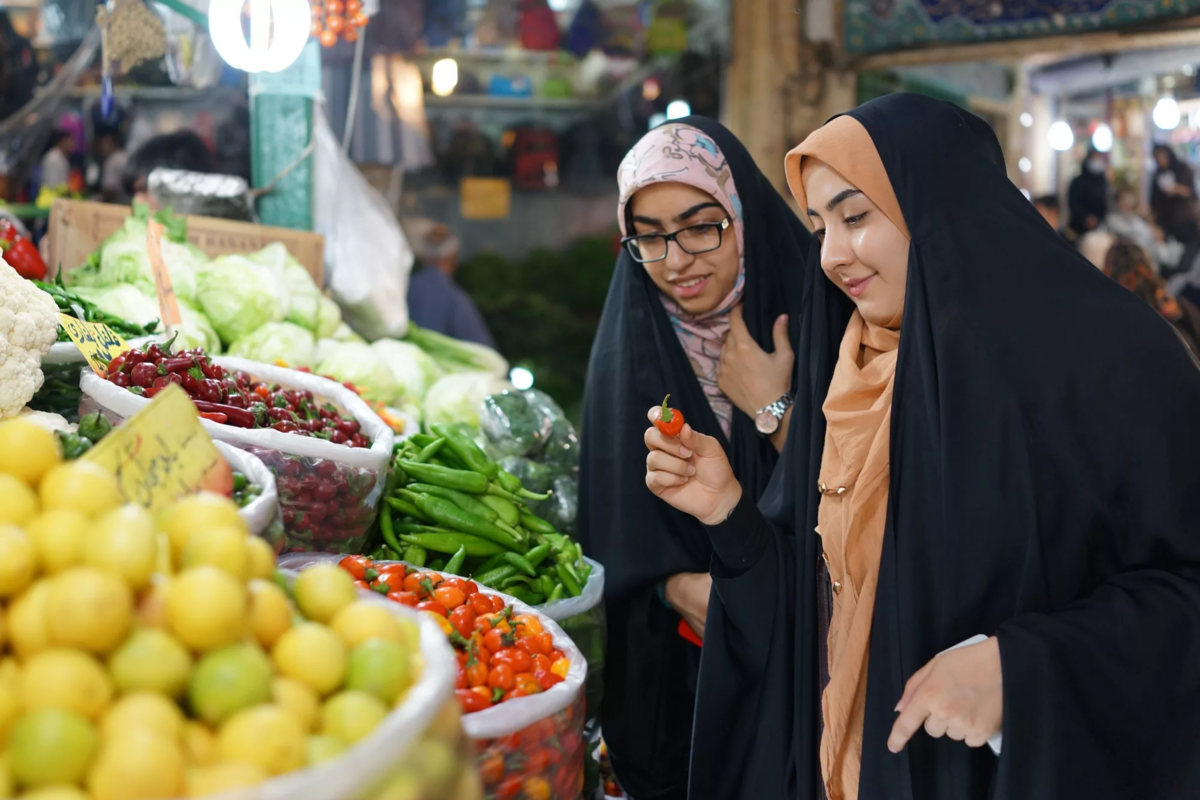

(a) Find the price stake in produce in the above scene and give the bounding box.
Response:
[57,313,128,377]
[146,219,183,334]
[84,384,233,512]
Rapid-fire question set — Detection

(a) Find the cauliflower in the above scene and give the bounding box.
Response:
[0,264,61,419]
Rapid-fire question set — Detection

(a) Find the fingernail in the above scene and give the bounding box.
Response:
[687,465,696,476]
[777,314,788,325]
[679,446,693,458]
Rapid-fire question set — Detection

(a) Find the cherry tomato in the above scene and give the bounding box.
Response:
[532,654,551,673]
[352,11,368,27]
[455,668,467,690]
[465,657,488,688]
[387,590,418,607]
[344,0,361,12]
[513,614,544,637]
[496,776,523,800]
[483,627,513,655]
[319,28,337,46]
[489,595,506,612]
[325,0,343,14]
[455,688,490,713]
[433,584,467,609]
[326,14,344,33]
[492,648,532,674]
[310,18,323,36]
[487,663,515,692]
[449,605,476,638]
[654,394,685,437]
[479,753,505,784]
[527,749,552,774]
[469,593,494,615]
[548,649,565,663]
[417,601,448,618]
[535,669,564,691]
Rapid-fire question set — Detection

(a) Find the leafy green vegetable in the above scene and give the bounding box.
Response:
[228,322,316,368]
[194,249,290,345]
[421,372,511,430]
[480,391,550,457]
[177,300,222,353]
[71,285,161,329]
[316,297,342,340]
[65,210,205,304]
[371,338,444,406]
[403,323,509,378]
[314,341,400,404]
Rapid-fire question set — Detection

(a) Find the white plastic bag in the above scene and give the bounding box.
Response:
[212,440,281,545]
[43,336,156,365]
[279,553,589,799]
[79,357,394,553]
[312,101,413,341]
[183,585,469,800]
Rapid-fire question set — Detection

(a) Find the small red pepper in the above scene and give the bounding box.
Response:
[654,394,685,437]
[3,236,46,280]
[198,411,228,424]
[191,400,257,428]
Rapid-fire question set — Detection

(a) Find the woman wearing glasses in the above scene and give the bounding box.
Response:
[578,118,811,799]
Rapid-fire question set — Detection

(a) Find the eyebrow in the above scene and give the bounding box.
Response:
[806,188,864,218]
[631,201,725,228]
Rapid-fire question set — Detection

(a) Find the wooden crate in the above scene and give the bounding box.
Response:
[47,199,326,284]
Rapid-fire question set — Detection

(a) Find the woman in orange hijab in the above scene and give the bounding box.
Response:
[644,93,1200,800]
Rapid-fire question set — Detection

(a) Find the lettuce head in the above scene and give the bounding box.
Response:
[229,322,316,368]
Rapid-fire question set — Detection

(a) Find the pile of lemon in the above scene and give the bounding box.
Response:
[0,418,471,800]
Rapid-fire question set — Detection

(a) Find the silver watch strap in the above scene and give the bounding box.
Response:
[757,392,795,419]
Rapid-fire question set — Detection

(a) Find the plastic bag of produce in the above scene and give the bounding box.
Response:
[280,554,588,800]
[479,391,552,457]
[528,474,578,536]
[213,440,283,547]
[79,357,394,554]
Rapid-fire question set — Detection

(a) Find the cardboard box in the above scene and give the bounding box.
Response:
[47,199,326,284]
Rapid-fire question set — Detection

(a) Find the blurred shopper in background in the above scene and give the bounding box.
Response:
[1104,239,1200,356]
[122,130,215,204]
[1105,186,1183,272]
[403,217,495,347]
[1151,144,1199,248]
[39,131,74,191]
[93,127,129,203]
[1067,148,1108,240]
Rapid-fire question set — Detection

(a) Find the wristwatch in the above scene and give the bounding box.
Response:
[755,392,795,436]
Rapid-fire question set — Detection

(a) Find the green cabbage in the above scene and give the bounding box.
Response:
[371,338,444,406]
[329,322,365,343]
[71,285,161,329]
[316,296,342,340]
[282,257,322,331]
[194,250,290,345]
[65,216,207,305]
[422,372,512,430]
[229,322,315,368]
[177,300,222,354]
[314,342,400,404]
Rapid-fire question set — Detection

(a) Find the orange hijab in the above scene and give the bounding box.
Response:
[785,117,909,800]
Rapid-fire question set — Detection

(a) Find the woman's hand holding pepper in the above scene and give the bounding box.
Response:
[716,306,793,421]
[645,408,742,526]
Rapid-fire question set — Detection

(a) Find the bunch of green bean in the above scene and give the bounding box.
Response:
[371,423,591,605]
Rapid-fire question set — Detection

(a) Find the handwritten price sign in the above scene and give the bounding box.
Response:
[84,385,233,512]
[57,313,128,377]
[146,219,183,332]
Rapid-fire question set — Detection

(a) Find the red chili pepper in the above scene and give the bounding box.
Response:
[654,394,685,437]
[678,618,703,647]
[198,411,228,424]
[192,400,257,428]
[160,356,196,374]
[3,236,46,280]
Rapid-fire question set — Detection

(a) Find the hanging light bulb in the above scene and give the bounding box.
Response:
[1154,96,1181,130]
[1091,122,1114,153]
[666,100,691,120]
[209,0,310,73]
[1018,157,1032,173]
[648,112,667,129]
[431,58,459,97]
[1048,121,1075,152]
[1019,112,1034,128]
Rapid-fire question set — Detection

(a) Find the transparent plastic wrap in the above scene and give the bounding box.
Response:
[280,554,588,800]
[479,392,552,458]
[212,440,284,549]
[78,356,394,553]
[527,475,578,537]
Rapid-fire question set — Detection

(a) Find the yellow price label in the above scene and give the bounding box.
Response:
[57,313,128,377]
[84,384,233,512]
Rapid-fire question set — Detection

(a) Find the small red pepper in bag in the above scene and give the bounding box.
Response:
[3,236,46,280]
[654,394,685,437]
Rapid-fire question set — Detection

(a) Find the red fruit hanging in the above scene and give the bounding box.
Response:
[342,26,358,42]
[325,0,343,14]
[326,14,344,32]
[319,28,337,46]
[353,11,368,27]
[310,19,323,36]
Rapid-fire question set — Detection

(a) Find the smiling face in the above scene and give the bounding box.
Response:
[802,159,910,328]
[627,181,739,315]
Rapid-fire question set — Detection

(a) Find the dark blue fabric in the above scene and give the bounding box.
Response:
[406,267,495,348]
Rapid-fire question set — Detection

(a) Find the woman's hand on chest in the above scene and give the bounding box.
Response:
[717,305,794,418]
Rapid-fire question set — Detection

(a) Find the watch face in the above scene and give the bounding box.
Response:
[755,411,780,435]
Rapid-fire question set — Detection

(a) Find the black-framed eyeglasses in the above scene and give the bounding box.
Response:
[622,218,731,263]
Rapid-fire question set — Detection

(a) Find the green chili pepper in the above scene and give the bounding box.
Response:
[506,586,537,605]
[407,483,498,522]
[444,545,468,575]
[404,546,427,567]
[408,433,439,448]
[414,494,521,551]
[575,542,585,569]
[55,432,92,461]
[556,563,583,597]
[496,468,522,494]
[396,460,488,493]
[475,553,509,575]
[545,583,565,604]
[76,412,112,444]
[501,574,537,589]
[478,495,520,527]
[578,560,593,583]
[538,573,557,597]
[519,512,557,535]
[515,487,553,501]
[398,532,508,557]
[393,519,444,535]
[414,437,446,463]
[473,564,520,587]
[499,551,537,578]
[428,558,447,571]
[430,423,497,478]
[378,506,404,555]
[385,496,428,522]
[487,483,526,505]
[523,544,552,570]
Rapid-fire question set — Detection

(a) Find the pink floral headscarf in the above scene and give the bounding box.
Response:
[617,123,746,438]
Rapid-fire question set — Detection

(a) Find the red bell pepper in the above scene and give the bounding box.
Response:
[3,236,46,280]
